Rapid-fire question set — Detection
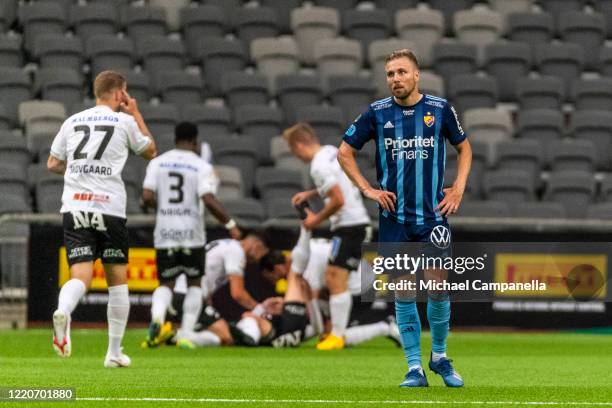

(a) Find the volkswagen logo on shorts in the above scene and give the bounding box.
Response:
[430,225,451,249]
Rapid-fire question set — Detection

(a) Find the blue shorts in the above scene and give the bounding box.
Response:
[378,214,451,245]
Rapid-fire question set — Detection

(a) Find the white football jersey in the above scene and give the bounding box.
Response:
[310,145,370,230]
[50,105,151,218]
[143,149,218,249]
[201,239,246,296]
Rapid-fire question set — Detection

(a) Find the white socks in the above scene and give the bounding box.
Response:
[330,290,352,337]
[236,317,261,344]
[57,278,87,316]
[151,285,173,323]
[181,286,203,335]
[291,226,312,274]
[345,321,389,346]
[308,299,324,335]
[431,352,447,362]
[107,284,129,357]
[186,330,221,347]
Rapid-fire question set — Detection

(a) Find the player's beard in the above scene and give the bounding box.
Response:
[392,83,415,101]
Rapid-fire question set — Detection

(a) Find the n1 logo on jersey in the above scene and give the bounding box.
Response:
[72,211,107,231]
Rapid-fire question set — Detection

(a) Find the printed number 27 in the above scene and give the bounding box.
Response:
[73,125,115,160]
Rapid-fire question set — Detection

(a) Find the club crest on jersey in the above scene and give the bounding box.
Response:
[424,113,435,128]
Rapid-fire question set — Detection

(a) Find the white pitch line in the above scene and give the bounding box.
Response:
[77,397,612,406]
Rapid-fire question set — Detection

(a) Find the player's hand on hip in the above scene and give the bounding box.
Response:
[436,186,464,216]
[364,188,396,213]
[291,191,311,206]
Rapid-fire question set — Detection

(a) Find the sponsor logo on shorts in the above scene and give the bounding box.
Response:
[103,248,125,259]
[430,225,451,249]
[69,246,93,259]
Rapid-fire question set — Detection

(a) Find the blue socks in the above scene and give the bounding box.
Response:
[395,300,422,368]
[396,298,451,368]
[427,298,450,354]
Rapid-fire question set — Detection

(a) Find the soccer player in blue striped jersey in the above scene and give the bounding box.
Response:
[338,49,472,388]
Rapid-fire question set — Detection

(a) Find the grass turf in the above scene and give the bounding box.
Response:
[0,329,611,407]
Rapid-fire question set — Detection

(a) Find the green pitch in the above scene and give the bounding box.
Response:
[1,329,611,407]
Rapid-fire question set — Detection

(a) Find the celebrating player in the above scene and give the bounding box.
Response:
[48,70,157,367]
[283,123,371,350]
[338,49,472,387]
[141,122,240,347]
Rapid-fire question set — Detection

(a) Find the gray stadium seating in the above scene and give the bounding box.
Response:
[538,0,583,32]
[444,166,479,200]
[215,164,244,200]
[448,74,498,115]
[149,0,190,32]
[453,8,504,65]
[0,106,10,130]
[572,110,612,170]
[458,200,511,217]
[395,8,444,68]
[0,1,18,31]
[374,0,418,16]
[0,35,23,68]
[513,202,567,219]
[343,9,392,57]
[201,38,247,96]
[125,6,167,45]
[87,36,134,77]
[592,0,612,38]
[235,105,283,162]
[118,70,150,103]
[19,100,65,138]
[221,72,269,110]
[0,133,31,171]
[463,108,513,164]
[255,167,303,204]
[220,198,265,226]
[138,36,186,92]
[507,12,554,56]
[234,6,279,48]
[0,164,29,204]
[549,139,597,173]
[484,41,531,102]
[34,35,83,72]
[296,105,345,143]
[432,41,478,89]
[600,46,612,77]
[70,3,119,43]
[215,143,259,196]
[0,194,31,214]
[139,103,180,139]
[545,170,596,218]
[516,109,564,147]
[291,6,339,66]
[180,4,226,62]
[37,68,82,111]
[265,196,300,220]
[418,71,445,98]
[483,169,535,202]
[20,2,67,53]
[599,175,612,201]
[516,76,565,111]
[428,0,477,36]
[535,43,584,97]
[313,0,357,15]
[27,131,55,161]
[261,0,302,34]
[276,74,323,125]
[328,75,373,124]
[586,203,612,220]
[159,71,204,109]
[181,104,232,136]
[559,11,606,70]
[0,68,32,125]
[314,37,362,84]
[488,0,534,24]
[571,78,612,111]
[251,36,299,95]
[202,0,242,25]
[35,177,63,213]
[496,139,542,180]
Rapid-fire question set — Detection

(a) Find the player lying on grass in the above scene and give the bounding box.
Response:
[143,231,270,347]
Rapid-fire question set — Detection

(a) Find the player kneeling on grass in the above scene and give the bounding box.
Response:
[49,70,157,367]
[141,122,240,348]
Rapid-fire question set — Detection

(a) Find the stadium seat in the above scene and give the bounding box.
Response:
[496,139,542,180]
[513,202,567,218]
[586,203,612,219]
[234,105,283,162]
[592,0,612,38]
[87,36,134,77]
[418,71,445,98]
[0,0,18,31]
[180,4,226,62]
[149,0,190,32]
[484,41,531,102]
[395,8,444,68]
[599,174,612,201]
[572,78,612,111]
[374,0,418,16]
[125,5,167,45]
[516,76,565,111]
[444,164,480,201]
[117,69,150,103]
[458,200,511,217]
[159,71,203,109]
[488,0,534,25]
[538,0,583,32]
[255,167,303,205]
[453,7,504,65]
[342,9,392,57]
[69,101,95,117]
[448,74,498,115]
[265,196,300,220]
[261,0,301,34]
[572,110,612,170]
[202,0,242,24]
[181,104,232,136]
[200,38,247,96]
[138,36,186,93]
[35,177,63,213]
[27,131,55,161]
[427,0,476,36]
[483,169,535,202]
[154,135,174,154]
[19,2,67,53]
[549,139,596,172]
[516,109,564,148]
[600,46,612,77]
[19,100,65,138]
[535,43,584,97]
[37,68,82,112]
[432,41,478,90]
[545,170,596,218]
[0,106,10,130]
[507,12,554,55]
[214,141,259,195]
[251,36,299,95]
[559,12,606,70]
[220,198,265,226]
[0,193,31,215]
[291,6,340,66]
[296,105,345,143]
[0,68,32,126]
[368,38,416,98]
[70,3,118,43]
[0,35,23,68]
[270,136,309,184]
[328,75,373,124]
[463,107,513,165]
[34,35,83,72]
[124,154,146,183]
[276,74,324,125]
[312,0,357,14]
[139,103,180,139]
[235,6,279,48]
[446,140,487,197]
[0,163,29,204]
[222,72,269,110]
[0,133,30,171]
[314,37,362,84]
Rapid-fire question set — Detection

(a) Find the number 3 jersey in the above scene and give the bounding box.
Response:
[50,105,152,218]
[143,148,218,249]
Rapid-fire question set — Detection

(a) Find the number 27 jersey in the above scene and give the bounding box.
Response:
[143,149,218,249]
[50,105,152,219]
